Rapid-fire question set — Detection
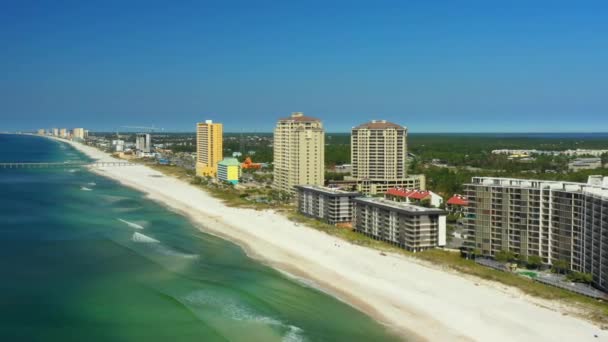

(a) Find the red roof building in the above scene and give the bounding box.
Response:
[385,188,443,207]
[446,194,469,206]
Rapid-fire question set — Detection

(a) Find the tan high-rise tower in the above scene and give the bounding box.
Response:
[350,120,424,194]
[273,112,325,194]
[196,120,223,177]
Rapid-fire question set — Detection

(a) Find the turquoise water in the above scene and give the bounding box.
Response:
[0,134,401,341]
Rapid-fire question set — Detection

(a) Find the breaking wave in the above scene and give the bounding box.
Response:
[80,186,93,191]
[117,218,145,229]
[183,290,305,342]
[131,232,159,243]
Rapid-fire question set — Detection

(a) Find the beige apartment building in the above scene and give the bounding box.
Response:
[349,120,424,195]
[273,112,325,194]
[59,128,67,138]
[196,120,223,177]
[72,128,85,140]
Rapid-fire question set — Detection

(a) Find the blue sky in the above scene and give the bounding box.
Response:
[1,0,607,132]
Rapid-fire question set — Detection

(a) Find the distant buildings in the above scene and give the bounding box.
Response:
[349,120,424,195]
[464,176,608,291]
[295,185,359,225]
[136,133,151,153]
[568,157,603,172]
[492,148,608,157]
[112,139,125,152]
[37,129,45,135]
[353,197,447,252]
[217,157,241,185]
[59,128,67,138]
[52,128,59,136]
[273,112,325,194]
[196,120,223,177]
[72,128,85,140]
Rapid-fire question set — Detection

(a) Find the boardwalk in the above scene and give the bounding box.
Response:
[0,161,135,169]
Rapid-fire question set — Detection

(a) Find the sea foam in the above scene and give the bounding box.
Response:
[132,232,160,243]
[118,218,145,229]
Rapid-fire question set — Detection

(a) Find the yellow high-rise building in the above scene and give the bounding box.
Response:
[196,120,223,177]
[273,112,325,194]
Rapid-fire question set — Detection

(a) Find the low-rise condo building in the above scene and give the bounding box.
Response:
[464,176,608,291]
[295,185,359,225]
[217,157,241,184]
[353,197,447,252]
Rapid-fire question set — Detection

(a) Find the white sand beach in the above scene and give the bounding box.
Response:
[61,138,607,341]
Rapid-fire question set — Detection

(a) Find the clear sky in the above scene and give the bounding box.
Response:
[1,0,607,133]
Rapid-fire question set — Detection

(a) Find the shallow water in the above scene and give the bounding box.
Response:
[0,134,401,341]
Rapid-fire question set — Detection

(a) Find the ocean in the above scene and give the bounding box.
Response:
[0,134,400,342]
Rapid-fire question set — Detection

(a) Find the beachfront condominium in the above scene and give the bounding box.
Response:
[37,129,45,135]
[217,157,241,184]
[72,128,85,140]
[136,133,151,153]
[52,128,59,136]
[464,176,608,291]
[295,185,359,225]
[353,197,447,252]
[59,128,67,138]
[350,120,424,195]
[273,112,325,194]
[196,120,223,177]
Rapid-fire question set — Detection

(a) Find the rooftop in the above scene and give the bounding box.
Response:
[295,185,360,196]
[447,194,469,206]
[468,176,608,198]
[354,197,446,215]
[218,157,241,166]
[278,112,321,123]
[353,120,404,130]
[386,188,431,200]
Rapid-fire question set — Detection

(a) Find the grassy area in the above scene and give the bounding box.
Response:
[139,161,608,327]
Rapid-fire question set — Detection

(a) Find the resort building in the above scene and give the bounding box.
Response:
[353,197,447,252]
[349,120,425,195]
[217,157,241,184]
[295,185,359,225]
[196,120,223,177]
[37,129,45,135]
[52,128,59,136]
[385,188,443,207]
[464,176,608,291]
[273,112,325,194]
[60,128,67,138]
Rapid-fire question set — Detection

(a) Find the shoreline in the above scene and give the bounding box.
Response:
[55,137,607,341]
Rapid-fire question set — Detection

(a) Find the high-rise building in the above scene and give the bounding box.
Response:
[136,133,152,153]
[59,128,67,138]
[37,129,45,135]
[52,128,59,136]
[350,120,424,195]
[464,176,608,291]
[273,112,325,194]
[72,128,85,140]
[196,120,223,177]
